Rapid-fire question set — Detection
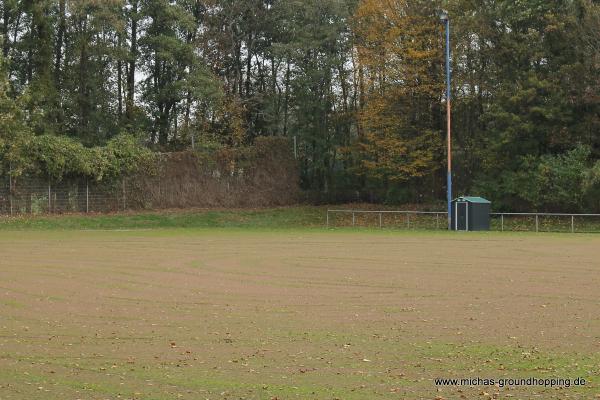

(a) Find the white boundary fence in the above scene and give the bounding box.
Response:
[326,210,600,233]
[491,212,600,233]
[327,210,449,230]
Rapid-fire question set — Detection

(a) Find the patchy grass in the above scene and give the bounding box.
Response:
[1,230,599,399]
[1,333,597,399]
[3,206,600,234]
[0,206,326,231]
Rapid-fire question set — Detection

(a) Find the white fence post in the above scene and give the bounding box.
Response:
[326,210,329,228]
[571,215,575,233]
[8,173,13,216]
[501,214,504,232]
[535,214,539,233]
[293,136,298,159]
[379,213,382,228]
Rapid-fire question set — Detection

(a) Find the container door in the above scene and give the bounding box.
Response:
[456,202,467,231]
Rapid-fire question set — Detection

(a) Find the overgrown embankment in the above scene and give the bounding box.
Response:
[1,137,300,214]
[129,137,300,209]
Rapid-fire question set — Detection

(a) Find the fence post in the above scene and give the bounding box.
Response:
[158,175,161,200]
[86,181,89,213]
[48,183,51,213]
[406,213,410,229]
[8,173,13,216]
[122,179,126,211]
[352,212,355,226]
[379,213,382,229]
[571,215,575,233]
[326,211,329,228]
[501,214,504,232]
[293,136,298,159]
[535,214,539,233]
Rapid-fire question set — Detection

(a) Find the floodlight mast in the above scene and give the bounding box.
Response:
[439,10,452,230]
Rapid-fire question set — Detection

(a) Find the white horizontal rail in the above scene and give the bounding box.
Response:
[326,209,448,229]
[491,212,600,217]
[326,209,600,232]
[328,209,600,217]
[327,210,446,215]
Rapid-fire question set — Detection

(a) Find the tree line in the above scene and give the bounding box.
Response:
[0,0,599,211]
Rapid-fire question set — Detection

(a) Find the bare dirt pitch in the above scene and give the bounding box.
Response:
[0,229,599,399]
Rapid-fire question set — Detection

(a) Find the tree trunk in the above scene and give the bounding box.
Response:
[117,33,123,119]
[2,5,10,58]
[283,62,290,137]
[126,0,139,120]
[245,32,252,97]
[54,0,65,85]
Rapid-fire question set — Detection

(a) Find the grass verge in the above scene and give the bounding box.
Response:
[0,206,326,231]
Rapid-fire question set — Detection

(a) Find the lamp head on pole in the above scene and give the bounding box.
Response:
[438,10,449,22]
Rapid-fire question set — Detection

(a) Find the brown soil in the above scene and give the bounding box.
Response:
[0,230,598,399]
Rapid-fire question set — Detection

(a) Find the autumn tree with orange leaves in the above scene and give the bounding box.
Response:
[352,0,444,194]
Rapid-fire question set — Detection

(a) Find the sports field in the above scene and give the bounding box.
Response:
[1,220,599,399]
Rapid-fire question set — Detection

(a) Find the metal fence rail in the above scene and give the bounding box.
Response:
[491,213,600,233]
[327,209,449,230]
[327,209,600,233]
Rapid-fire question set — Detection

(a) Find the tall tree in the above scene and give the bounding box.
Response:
[125,0,139,122]
[272,0,355,193]
[352,0,443,201]
[140,0,220,146]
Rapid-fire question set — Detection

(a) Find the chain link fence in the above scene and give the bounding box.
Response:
[0,177,129,215]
